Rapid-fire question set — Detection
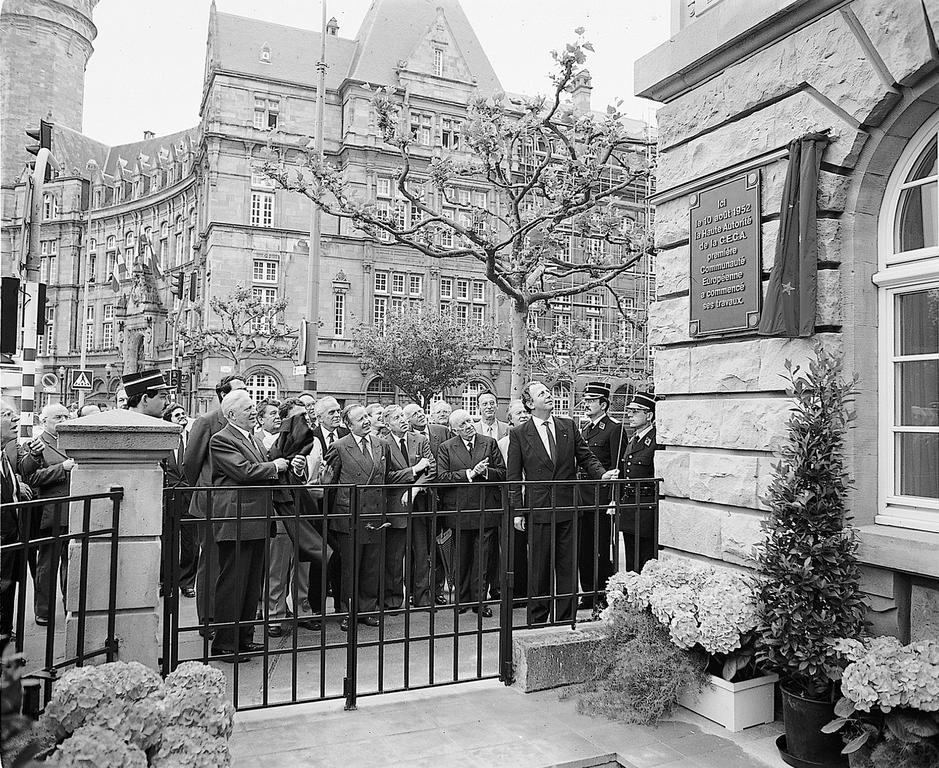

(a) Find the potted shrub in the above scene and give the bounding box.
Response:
[605,559,777,731]
[823,637,939,767]
[754,348,867,766]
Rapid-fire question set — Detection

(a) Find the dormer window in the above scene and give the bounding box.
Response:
[433,48,444,77]
[259,44,271,64]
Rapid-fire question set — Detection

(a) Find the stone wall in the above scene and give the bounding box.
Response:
[637,0,939,599]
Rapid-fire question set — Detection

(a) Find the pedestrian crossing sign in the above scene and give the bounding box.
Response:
[70,368,94,391]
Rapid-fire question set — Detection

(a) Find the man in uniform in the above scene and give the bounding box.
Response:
[617,392,659,571]
[577,382,622,611]
[122,370,171,418]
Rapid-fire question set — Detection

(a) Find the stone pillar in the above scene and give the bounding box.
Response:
[57,409,180,669]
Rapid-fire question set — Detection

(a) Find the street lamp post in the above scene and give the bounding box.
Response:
[57,365,66,404]
[104,362,113,407]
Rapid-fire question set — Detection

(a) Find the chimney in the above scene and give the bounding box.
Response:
[326,16,339,36]
[571,70,592,113]
[143,130,155,139]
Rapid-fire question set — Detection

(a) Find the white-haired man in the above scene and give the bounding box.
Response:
[428,400,452,428]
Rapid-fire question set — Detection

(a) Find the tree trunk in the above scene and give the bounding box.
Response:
[509,301,529,399]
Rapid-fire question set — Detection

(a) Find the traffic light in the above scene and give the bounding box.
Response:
[172,272,185,299]
[25,119,53,182]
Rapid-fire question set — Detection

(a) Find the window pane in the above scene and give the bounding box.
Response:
[895,181,938,252]
[897,433,939,499]
[896,361,939,425]
[906,136,938,182]
[897,289,939,355]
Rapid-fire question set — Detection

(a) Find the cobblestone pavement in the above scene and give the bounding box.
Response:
[230,680,787,768]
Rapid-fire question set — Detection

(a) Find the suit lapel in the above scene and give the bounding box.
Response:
[345,437,372,475]
[524,419,553,467]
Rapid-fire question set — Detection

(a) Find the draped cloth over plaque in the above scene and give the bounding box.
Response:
[758,133,829,337]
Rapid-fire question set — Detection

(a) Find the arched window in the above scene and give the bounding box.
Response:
[877,111,939,530]
[245,372,279,403]
[461,379,488,417]
[552,382,573,417]
[124,231,135,248]
[366,376,398,405]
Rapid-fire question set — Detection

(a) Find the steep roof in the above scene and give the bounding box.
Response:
[52,125,110,177]
[347,0,502,93]
[103,127,198,176]
[212,11,357,90]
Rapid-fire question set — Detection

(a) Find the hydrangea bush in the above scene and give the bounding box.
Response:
[605,559,760,681]
[824,637,939,767]
[36,661,233,766]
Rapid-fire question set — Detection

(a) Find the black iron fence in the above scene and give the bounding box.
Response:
[0,487,123,710]
[162,478,659,712]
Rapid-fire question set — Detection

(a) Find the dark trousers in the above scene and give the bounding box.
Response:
[622,532,657,573]
[577,508,614,607]
[285,493,341,614]
[383,527,407,609]
[408,516,436,607]
[0,547,22,636]
[196,520,219,628]
[485,536,500,599]
[179,515,198,590]
[337,531,381,614]
[528,520,577,624]
[454,526,498,606]
[34,531,67,621]
[512,525,528,602]
[212,538,265,650]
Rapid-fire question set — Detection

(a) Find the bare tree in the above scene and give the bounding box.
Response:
[265,32,653,396]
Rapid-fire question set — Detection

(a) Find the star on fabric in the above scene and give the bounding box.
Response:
[781,282,795,295]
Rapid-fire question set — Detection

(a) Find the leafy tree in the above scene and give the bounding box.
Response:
[265,31,653,397]
[179,284,298,372]
[352,305,494,408]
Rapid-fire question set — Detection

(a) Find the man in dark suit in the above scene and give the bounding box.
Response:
[321,403,421,631]
[617,392,659,572]
[508,381,618,624]
[577,382,623,610]
[382,405,435,610]
[437,409,506,616]
[162,403,195,598]
[1,399,28,642]
[403,403,449,606]
[19,403,74,625]
[184,375,246,633]
[209,389,289,661]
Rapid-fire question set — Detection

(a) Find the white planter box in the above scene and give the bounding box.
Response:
[679,672,778,732]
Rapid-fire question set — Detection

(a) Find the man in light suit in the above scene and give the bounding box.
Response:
[382,405,435,610]
[184,375,247,634]
[209,390,289,661]
[508,381,618,624]
[403,402,449,607]
[322,404,424,631]
[437,409,506,616]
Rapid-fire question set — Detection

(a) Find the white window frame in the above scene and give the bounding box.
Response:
[433,48,444,77]
[873,110,939,532]
[253,258,278,283]
[334,292,345,337]
[461,380,488,417]
[409,274,423,297]
[374,271,388,294]
[392,272,405,295]
[246,372,279,402]
[250,191,274,228]
[440,277,453,299]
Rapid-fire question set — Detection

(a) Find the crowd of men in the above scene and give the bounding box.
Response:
[1,372,659,659]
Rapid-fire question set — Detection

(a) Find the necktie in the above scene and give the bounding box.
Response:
[360,437,372,462]
[464,439,473,454]
[543,420,556,462]
[399,437,407,458]
[327,431,335,447]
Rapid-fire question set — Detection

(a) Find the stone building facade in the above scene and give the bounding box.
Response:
[2,0,654,417]
[637,0,939,639]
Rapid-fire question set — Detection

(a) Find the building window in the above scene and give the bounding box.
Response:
[250,287,278,333]
[410,111,433,146]
[42,194,58,220]
[441,117,461,150]
[471,280,485,302]
[552,382,573,416]
[38,307,54,355]
[253,259,278,283]
[374,271,388,294]
[440,277,453,299]
[392,273,405,294]
[409,274,423,297]
[455,303,468,325]
[259,44,271,64]
[456,278,469,300]
[102,322,113,348]
[246,372,278,401]
[106,235,116,250]
[433,48,444,77]
[253,97,279,130]
[461,380,488,417]
[366,376,398,405]
[334,292,345,337]
[84,322,95,350]
[40,240,57,282]
[125,231,135,248]
[876,113,939,531]
[373,296,387,327]
[471,305,485,325]
[376,176,392,198]
[251,192,274,227]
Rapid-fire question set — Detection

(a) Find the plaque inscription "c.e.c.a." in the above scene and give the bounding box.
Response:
[688,172,762,337]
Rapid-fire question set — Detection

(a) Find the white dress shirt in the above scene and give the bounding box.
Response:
[531,415,556,459]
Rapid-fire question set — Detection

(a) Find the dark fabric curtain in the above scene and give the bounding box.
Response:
[758,133,828,337]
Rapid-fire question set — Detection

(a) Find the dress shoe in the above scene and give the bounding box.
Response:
[476,606,493,618]
[267,625,285,638]
[340,617,350,632]
[296,618,322,631]
[434,594,448,606]
[211,647,254,663]
[240,641,265,652]
[35,616,49,627]
[359,616,380,627]
[181,587,196,599]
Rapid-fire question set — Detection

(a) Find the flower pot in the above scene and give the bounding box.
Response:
[779,686,846,766]
[679,672,778,732]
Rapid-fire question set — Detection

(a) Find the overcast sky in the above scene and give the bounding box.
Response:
[82,1,670,146]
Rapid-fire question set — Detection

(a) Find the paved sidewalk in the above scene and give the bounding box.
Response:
[230,679,787,768]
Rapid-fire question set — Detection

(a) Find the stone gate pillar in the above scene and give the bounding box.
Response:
[57,409,180,669]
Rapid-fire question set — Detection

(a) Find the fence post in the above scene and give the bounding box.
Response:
[58,410,181,670]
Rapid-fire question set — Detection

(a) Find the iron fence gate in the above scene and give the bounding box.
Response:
[161,478,659,711]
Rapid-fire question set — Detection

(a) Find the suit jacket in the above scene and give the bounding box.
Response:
[436,434,506,529]
[184,409,227,518]
[384,431,435,524]
[321,433,412,542]
[209,424,281,541]
[618,426,658,533]
[19,432,70,529]
[579,414,624,506]
[1,445,24,543]
[507,415,605,523]
[474,419,510,441]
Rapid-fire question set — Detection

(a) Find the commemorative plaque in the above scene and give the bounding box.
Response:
[688,172,762,336]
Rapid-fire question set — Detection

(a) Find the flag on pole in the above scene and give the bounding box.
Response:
[758,133,828,337]
[109,272,119,292]
[139,233,163,280]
